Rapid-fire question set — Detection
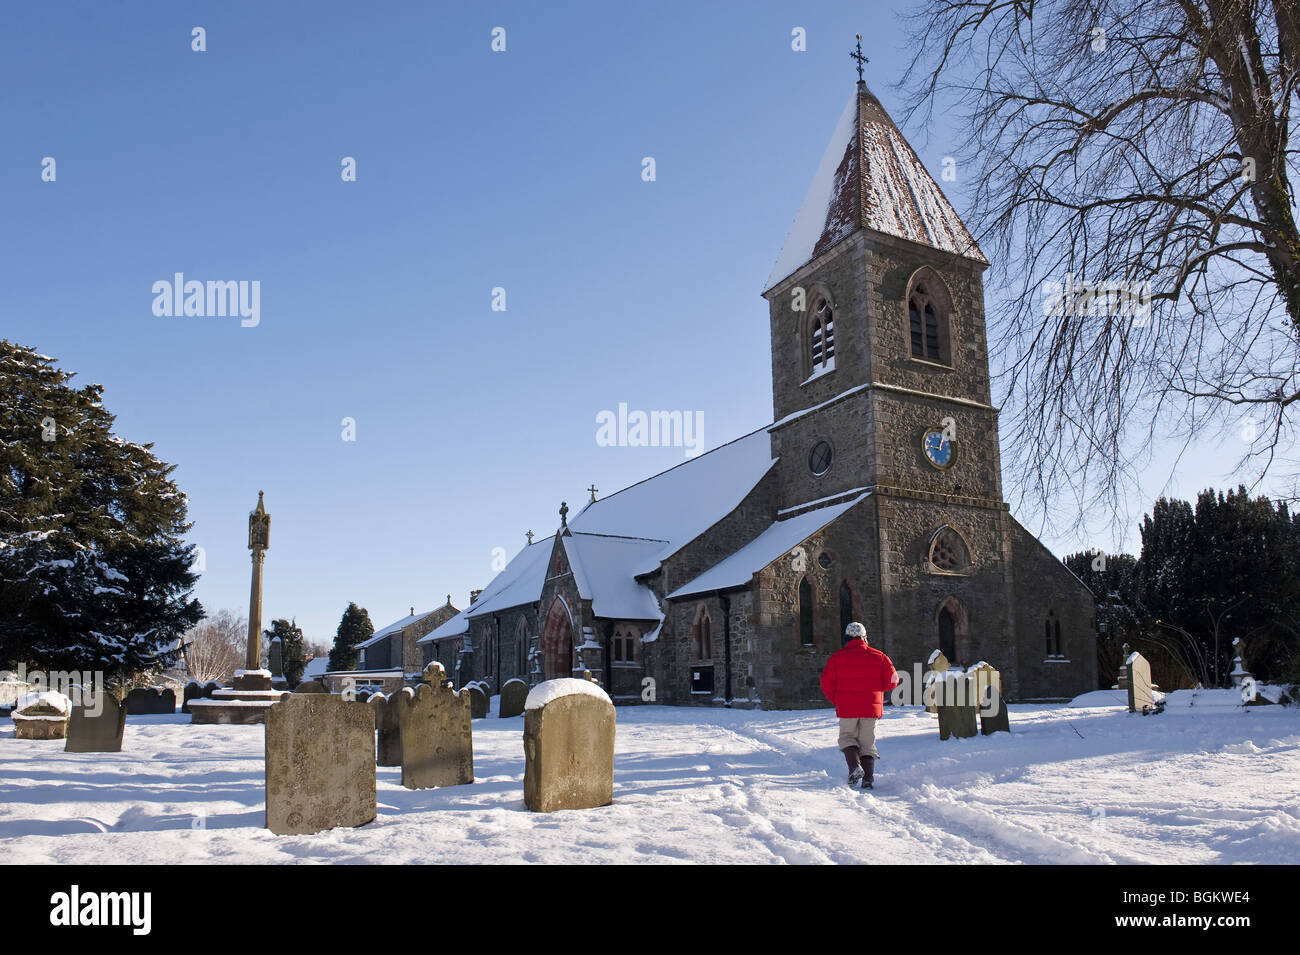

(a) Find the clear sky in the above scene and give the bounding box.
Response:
[1,1,1284,645]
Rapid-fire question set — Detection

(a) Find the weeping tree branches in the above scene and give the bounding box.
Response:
[900,0,1300,530]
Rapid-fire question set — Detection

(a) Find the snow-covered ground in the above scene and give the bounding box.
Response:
[2,692,1297,864]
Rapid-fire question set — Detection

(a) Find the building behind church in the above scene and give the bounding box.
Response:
[420,79,1097,706]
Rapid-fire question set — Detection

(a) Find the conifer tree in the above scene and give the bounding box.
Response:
[0,341,203,677]
[265,618,305,687]
[328,602,373,672]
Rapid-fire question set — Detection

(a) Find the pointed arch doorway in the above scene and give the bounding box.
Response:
[540,596,574,680]
[935,595,970,666]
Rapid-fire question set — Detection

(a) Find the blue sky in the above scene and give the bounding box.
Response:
[1,1,1280,645]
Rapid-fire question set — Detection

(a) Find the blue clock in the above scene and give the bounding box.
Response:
[923,429,955,468]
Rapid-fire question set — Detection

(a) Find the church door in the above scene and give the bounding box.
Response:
[938,607,957,663]
[541,598,574,680]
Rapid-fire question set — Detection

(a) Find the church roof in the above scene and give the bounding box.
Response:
[356,611,430,649]
[563,533,666,620]
[765,82,986,292]
[569,427,777,576]
[668,492,871,599]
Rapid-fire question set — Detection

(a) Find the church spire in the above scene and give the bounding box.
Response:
[764,69,987,293]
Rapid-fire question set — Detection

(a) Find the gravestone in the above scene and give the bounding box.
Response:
[294,680,327,694]
[182,681,203,714]
[370,693,402,767]
[0,672,30,712]
[499,678,528,718]
[1126,651,1155,713]
[523,679,615,812]
[126,687,176,715]
[421,661,447,686]
[393,683,474,790]
[924,650,951,714]
[265,694,376,836]
[1116,643,1131,690]
[936,671,979,740]
[65,693,128,753]
[970,664,1010,735]
[466,683,489,719]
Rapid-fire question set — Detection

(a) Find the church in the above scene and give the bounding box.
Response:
[419,78,1098,706]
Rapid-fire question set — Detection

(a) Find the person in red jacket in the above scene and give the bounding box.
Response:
[820,621,899,789]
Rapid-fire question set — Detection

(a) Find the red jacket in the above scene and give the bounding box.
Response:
[820,641,899,718]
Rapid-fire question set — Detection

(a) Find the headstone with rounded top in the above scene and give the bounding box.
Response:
[936,670,979,740]
[393,682,473,789]
[969,663,1009,735]
[294,680,327,694]
[126,687,176,715]
[1126,651,1155,713]
[265,694,376,836]
[523,678,615,812]
[182,681,204,714]
[466,682,489,719]
[924,650,951,714]
[370,693,402,767]
[65,691,128,753]
[499,678,529,718]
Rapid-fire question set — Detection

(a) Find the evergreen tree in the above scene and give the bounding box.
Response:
[265,618,305,688]
[329,602,373,672]
[1063,551,1142,686]
[0,341,203,677]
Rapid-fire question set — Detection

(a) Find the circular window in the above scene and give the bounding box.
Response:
[817,551,833,570]
[809,440,833,476]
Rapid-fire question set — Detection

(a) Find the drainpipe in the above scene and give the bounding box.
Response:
[720,593,732,706]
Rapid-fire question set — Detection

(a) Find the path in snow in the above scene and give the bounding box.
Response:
[1,696,1296,864]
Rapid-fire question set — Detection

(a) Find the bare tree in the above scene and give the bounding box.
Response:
[181,609,246,684]
[899,0,1300,531]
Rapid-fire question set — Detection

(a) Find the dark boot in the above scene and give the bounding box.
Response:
[861,755,875,789]
[843,746,863,786]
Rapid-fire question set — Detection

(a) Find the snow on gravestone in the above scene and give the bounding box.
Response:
[466,682,489,719]
[65,692,127,753]
[1126,652,1155,714]
[969,663,1009,735]
[393,682,473,790]
[499,678,528,718]
[12,690,71,740]
[523,679,615,813]
[265,694,376,836]
[936,671,979,740]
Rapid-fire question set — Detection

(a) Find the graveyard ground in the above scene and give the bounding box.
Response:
[1,691,1297,864]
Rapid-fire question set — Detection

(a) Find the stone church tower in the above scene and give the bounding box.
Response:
[423,80,1098,707]
[759,80,1096,700]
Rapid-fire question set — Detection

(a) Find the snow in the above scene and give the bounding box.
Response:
[563,534,664,620]
[571,428,777,575]
[524,678,612,711]
[357,611,436,650]
[420,609,470,644]
[1,700,1295,864]
[669,494,869,599]
[16,690,71,716]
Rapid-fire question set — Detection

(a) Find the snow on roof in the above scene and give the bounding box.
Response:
[301,657,330,680]
[525,678,612,711]
[563,533,664,620]
[668,493,869,599]
[357,608,445,649]
[570,427,777,576]
[419,608,470,644]
[765,83,986,293]
[462,538,554,620]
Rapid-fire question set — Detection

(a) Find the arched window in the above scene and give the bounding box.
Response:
[938,607,957,662]
[803,295,836,381]
[515,617,529,678]
[905,268,953,364]
[612,624,640,664]
[928,526,971,573]
[799,578,815,646]
[1045,611,1064,658]
[839,580,854,639]
[692,606,712,662]
[1054,619,1063,657]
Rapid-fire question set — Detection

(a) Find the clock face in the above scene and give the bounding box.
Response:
[923,429,955,468]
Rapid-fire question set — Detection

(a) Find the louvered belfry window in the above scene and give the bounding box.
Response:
[909,284,942,361]
[809,297,835,371]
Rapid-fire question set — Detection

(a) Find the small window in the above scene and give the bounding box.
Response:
[839,580,853,638]
[929,526,971,572]
[807,297,836,377]
[809,441,833,476]
[818,551,833,570]
[799,578,815,646]
[905,269,953,364]
[693,608,712,662]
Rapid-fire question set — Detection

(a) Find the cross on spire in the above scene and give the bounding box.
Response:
[526,529,534,544]
[588,484,599,503]
[850,35,868,82]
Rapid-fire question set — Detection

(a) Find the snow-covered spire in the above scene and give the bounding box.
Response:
[765,81,987,292]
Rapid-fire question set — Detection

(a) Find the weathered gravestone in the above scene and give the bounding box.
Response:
[0,671,30,713]
[12,691,71,740]
[65,692,128,753]
[523,679,615,812]
[466,682,489,719]
[1116,643,1131,690]
[421,661,447,686]
[936,671,979,740]
[924,650,951,714]
[265,695,376,836]
[182,681,203,714]
[970,663,1010,735]
[370,693,402,767]
[393,682,473,789]
[294,680,327,694]
[1126,651,1155,713]
[126,687,176,715]
[499,678,528,719]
